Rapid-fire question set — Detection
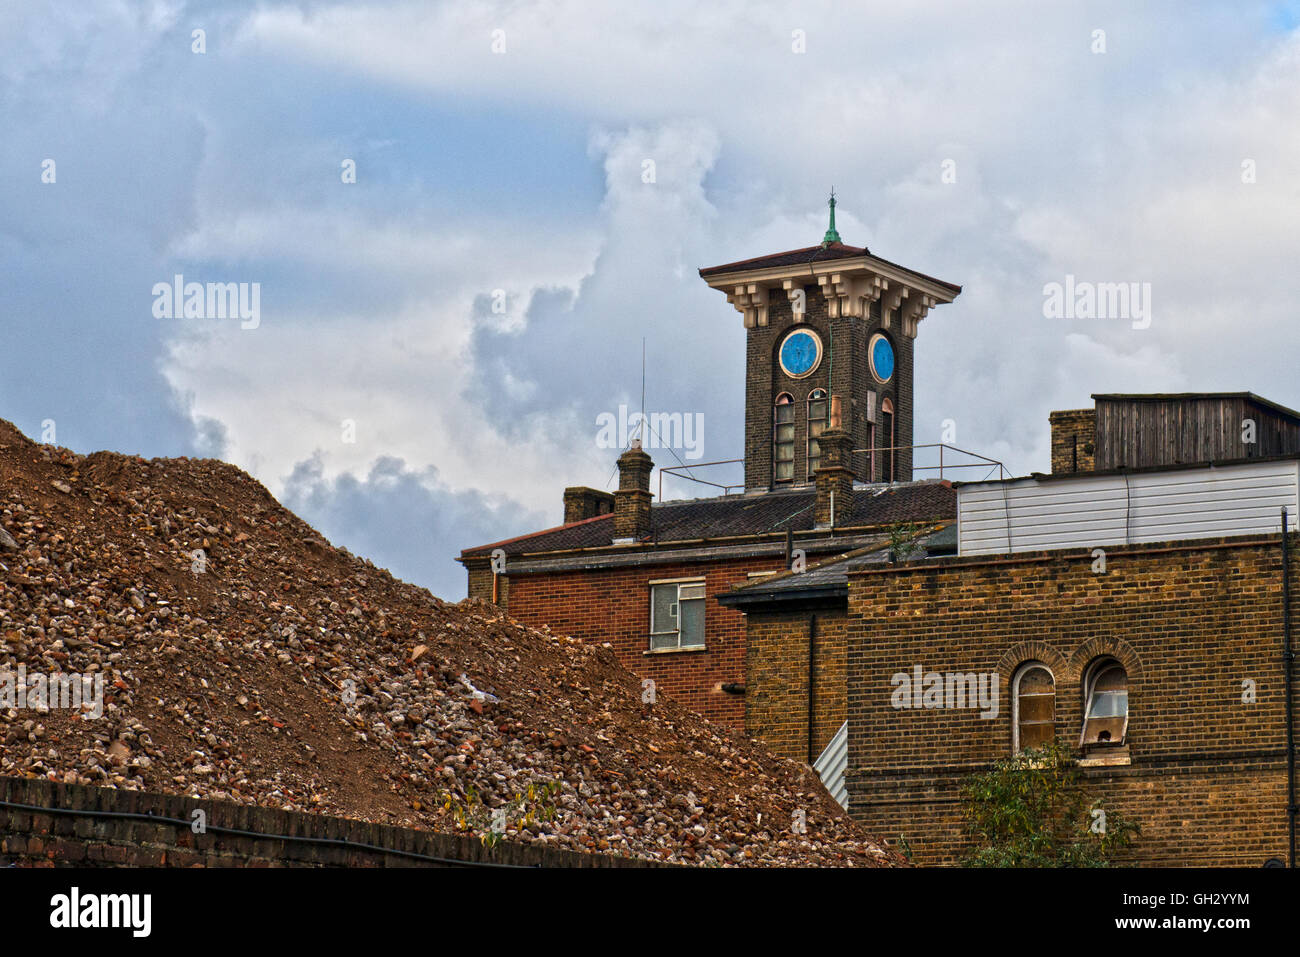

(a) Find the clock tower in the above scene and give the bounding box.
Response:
[699,194,962,492]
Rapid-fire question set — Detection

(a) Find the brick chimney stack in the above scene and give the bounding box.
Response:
[614,441,654,542]
[814,427,854,529]
[563,486,615,524]
[1049,408,1097,474]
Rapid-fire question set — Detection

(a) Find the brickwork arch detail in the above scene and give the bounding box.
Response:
[1069,637,1144,681]
[996,642,1070,682]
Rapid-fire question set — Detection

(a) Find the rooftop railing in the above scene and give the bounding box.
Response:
[656,444,1007,501]
[851,443,1009,484]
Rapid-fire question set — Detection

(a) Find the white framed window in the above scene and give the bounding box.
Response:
[649,579,706,651]
[1011,662,1055,753]
[1081,658,1129,747]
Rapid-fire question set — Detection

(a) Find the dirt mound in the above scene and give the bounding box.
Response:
[0,419,903,866]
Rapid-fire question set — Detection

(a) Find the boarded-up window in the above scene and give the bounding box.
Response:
[774,393,795,482]
[1081,660,1128,746]
[807,389,828,478]
[1013,663,1055,752]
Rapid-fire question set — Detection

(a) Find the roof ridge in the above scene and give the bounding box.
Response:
[698,241,869,276]
[458,482,956,562]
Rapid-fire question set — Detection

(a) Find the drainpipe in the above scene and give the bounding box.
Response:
[1283,508,1296,868]
[808,615,818,764]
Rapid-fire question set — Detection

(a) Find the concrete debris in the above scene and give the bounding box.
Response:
[0,417,903,867]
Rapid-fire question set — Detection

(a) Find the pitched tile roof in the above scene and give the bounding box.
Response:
[458,481,956,561]
[719,523,956,606]
[458,512,615,558]
[698,242,869,277]
[698,244,962,295]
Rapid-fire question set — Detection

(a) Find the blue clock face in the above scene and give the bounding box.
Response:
[869,333,895,383]
[779,329,822,378]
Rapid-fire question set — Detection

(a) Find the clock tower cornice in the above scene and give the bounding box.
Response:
[701,254,961,336]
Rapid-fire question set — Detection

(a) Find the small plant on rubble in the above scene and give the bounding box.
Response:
[895,833,914,862]
[442,779,561,848]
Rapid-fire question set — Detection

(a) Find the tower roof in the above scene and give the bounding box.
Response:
[698,240,870,277]
[698,195,960,334]
[698,195,960,297]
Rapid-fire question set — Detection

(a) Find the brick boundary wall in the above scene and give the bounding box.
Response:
[0,777,662,868]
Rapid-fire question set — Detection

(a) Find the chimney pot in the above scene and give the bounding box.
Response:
[614,445,654,541]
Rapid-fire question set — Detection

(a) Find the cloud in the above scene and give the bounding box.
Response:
[0,1,209,457]
[281,453,542,600]
[468,123,728,463]
[7,0,1300,598]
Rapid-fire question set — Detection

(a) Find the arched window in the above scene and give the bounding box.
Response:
[880,396,895,483]
[1081,658,1129,746]
[1012,662,1056,753]
[774,393,795,483]
[807,389,828,478]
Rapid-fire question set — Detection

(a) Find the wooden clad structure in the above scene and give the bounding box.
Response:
[1093,392,1300,469]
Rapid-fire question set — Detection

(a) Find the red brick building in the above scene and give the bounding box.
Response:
[458,199,963,728]
[460,468,956,729]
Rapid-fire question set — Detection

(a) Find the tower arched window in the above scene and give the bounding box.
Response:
[1012,662,1056,753]
[807,389,828,478]
[774,393,795,483]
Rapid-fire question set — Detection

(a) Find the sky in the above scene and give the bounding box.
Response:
[3,0,1300,599]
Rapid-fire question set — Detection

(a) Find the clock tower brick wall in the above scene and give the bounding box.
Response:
[744,286,913,491]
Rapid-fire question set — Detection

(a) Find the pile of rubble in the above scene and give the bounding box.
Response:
[0,417,903,866]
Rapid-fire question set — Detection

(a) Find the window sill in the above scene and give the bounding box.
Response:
[1078,747,1131,768]
[644,645,707,656]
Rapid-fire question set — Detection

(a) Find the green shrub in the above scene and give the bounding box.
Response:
[960,739,1139,867]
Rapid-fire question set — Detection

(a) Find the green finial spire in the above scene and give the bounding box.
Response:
[822,188,841,245]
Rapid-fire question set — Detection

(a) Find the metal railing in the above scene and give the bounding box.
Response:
[659,458,744,501]
[850,443,1008,483]
[655,445,1006,500]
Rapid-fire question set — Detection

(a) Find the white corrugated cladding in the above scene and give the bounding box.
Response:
[958,459,1300,556]
[813,721,849,809]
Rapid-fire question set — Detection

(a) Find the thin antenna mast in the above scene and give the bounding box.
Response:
[639,338,646,446]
